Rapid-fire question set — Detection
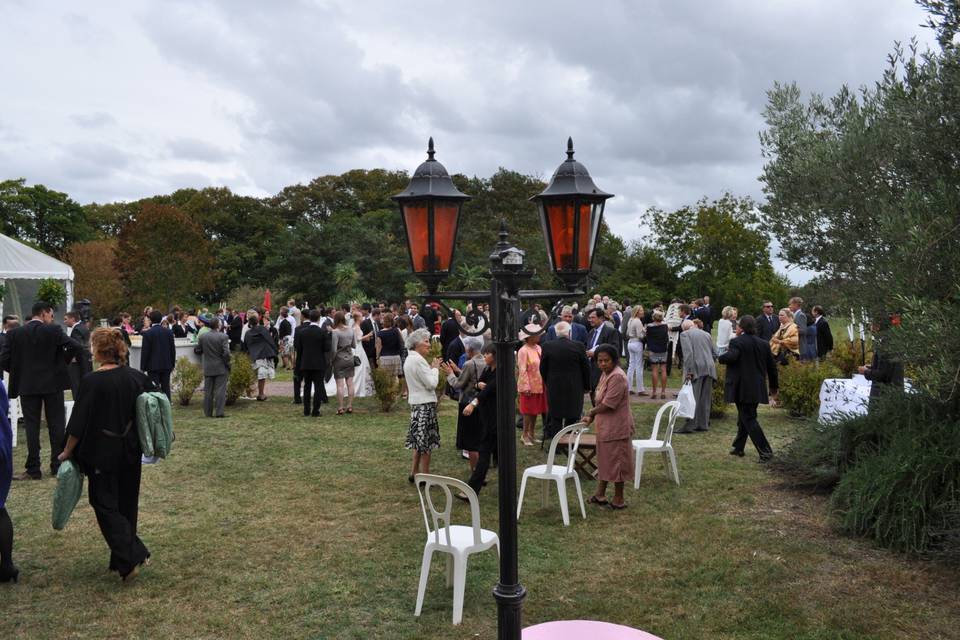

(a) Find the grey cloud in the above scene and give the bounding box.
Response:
[168,137,231,163]
[71,112,117,129]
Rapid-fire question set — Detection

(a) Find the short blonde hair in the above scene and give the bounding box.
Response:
[721,305,735,320]
[779,308,793,322]
[652,310,664,322]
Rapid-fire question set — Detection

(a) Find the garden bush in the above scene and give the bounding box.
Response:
[827,338,872,378]
[774,389,960,562]
[227,353,256,405]
[776,360,842,418]
[171,357,203,406]
[372,367,400,412]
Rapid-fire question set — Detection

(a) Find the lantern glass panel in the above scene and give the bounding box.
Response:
[587,201,603,270]
[403,203,430,272]
[433,202,460,272]
[545,201,594,271]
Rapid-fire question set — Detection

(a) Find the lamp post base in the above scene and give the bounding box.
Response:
[494,582,527,640]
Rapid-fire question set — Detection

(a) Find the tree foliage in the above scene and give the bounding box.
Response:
[64,239,125,319]
[115,203,215,309]
[644,193,789,312]
[759,7,960,404]
[0,178,93,256]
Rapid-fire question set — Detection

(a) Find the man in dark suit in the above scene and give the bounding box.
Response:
[198,317,231,418]
[359,307,380,369]
[438,310,461,357]
[227,309,244,351]
[585,308,621,394]
[420,302,437,333]
[756,301,779,342]
[811,306,834,359]
[546,306,588,345]
[63,311,92,398]
[140,310,176,399]
[539,321,591,440]
[444,329,466,367]
[0,301,81,479]
[718,315,779,461]
[295,309,331,417]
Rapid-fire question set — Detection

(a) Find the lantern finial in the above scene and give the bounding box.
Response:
[427,137,436,160]
[566,137,574,160]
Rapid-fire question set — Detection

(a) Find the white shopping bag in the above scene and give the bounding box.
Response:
[676,381,697,419]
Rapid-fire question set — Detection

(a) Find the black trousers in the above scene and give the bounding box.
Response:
[468,449,494,494]
[148,370,172,400]
[301,370,327,416]
[88,462,149,576]
[20,392,65,476]
[544,414,581,441]
[732,402,773,458]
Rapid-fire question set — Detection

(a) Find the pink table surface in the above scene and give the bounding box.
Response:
[523,620,663,640]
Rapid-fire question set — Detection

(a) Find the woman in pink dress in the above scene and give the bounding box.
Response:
[582,344,635,509]
[517,325,547,446]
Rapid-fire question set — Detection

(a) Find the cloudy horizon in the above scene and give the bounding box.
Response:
[0,1,938,284]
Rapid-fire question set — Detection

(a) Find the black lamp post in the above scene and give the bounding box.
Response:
[394,138,612,640]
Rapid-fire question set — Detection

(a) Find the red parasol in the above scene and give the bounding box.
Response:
[263,289,272,315]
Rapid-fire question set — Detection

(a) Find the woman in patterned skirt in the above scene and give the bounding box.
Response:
[402,328,441,482]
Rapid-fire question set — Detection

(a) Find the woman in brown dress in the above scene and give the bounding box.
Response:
[582,344,635,509]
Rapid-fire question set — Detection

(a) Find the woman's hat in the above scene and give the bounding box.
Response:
[518,323,542,340]
[198,312,214,324]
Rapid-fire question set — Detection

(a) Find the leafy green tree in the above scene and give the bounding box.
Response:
[643,193,788,312]
[0,179,93,255]
[759,4,960,403]
[115,203,215,310]
[597,242,679,305]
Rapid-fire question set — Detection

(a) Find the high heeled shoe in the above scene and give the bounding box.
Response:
[0,566,20,584]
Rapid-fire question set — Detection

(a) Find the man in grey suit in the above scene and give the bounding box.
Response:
[199,317,231,418]
[789,296,808,359]
[675,319,717,433]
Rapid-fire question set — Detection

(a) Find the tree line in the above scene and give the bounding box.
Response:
[1,169,788,320]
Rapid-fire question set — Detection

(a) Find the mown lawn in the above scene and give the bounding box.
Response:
[3,387,959,639]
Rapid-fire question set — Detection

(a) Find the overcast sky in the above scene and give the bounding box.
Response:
[0,1,937,283]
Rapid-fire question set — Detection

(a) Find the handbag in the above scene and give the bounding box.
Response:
[52,460,84,530]
[676,380,697,419]
[353,355,362,367]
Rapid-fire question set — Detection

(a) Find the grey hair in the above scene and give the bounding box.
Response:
[652,309,664,322]
[404,328,431,351]
[554,321,571,338]
[681,319,695,331]
[561,305,573,316]
[462,336,484,353]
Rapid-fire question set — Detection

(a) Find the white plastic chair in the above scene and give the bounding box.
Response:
[414,474,500,625]
[517,422,589,526]
[632,400,681,488]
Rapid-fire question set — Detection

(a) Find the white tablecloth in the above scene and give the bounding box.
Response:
[818,375,872,424]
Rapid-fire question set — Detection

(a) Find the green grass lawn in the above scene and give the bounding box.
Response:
[3,389,959,639]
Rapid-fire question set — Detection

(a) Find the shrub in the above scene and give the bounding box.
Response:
[776,360,842,418]
[227,352,256,405]
[769,421,843,492]
[830,391,960,558]
[372,367,400,412]
[827,338,872,378]
[171,357,203,406]
[37,278,67,309]
[710,364,727,419]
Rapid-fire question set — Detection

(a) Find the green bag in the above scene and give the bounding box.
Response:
[52,460,84,530]
[136,391,174,459]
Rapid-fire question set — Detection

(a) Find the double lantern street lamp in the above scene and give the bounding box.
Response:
[392,137,613,640]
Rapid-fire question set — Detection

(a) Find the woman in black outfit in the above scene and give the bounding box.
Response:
[459,344,497,498]
[58,328,156,582]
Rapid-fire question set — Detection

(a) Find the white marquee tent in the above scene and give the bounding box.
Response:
[0,232,75,321]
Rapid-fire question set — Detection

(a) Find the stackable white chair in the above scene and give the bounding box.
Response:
[414,474,499,625]
[632,400,681,488]
[517,422,589,526]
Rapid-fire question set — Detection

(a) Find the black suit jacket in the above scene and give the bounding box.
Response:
[756,313,779,342]
[140,325,176,373]
[69,323,93,375]
[359,318,377,362]
[539,338,590,419]
[444,336,465,365]
[718,334,778,405]
[815,316,834,357]
[294,324,331,372]
[439,318,460,355]
[864,350,903,400]
[585,323,621,389]
[0,320,80,397]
